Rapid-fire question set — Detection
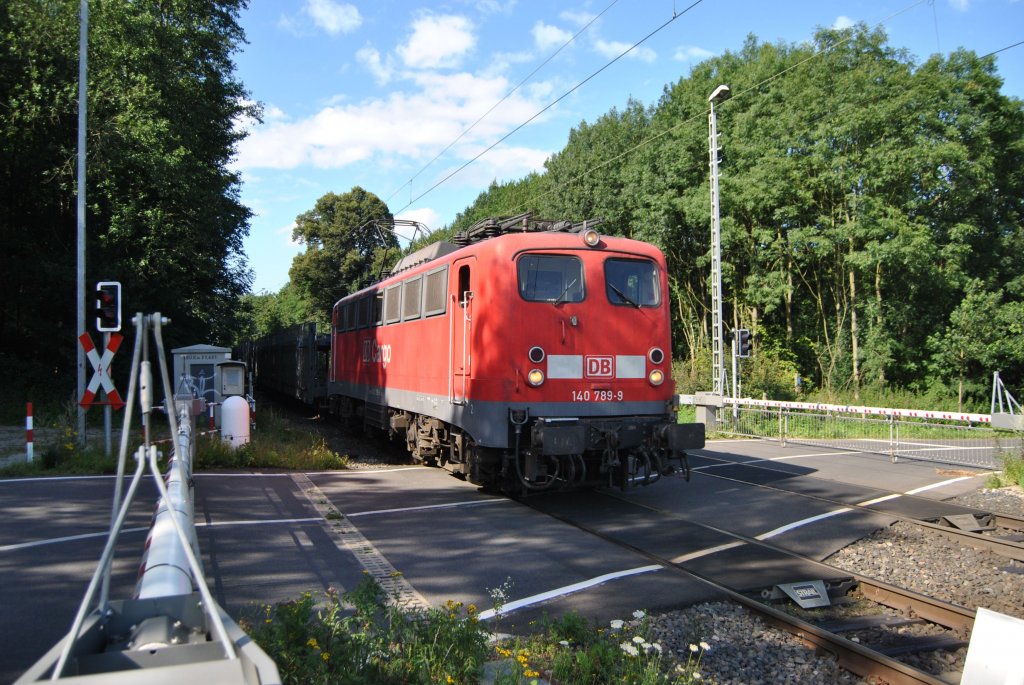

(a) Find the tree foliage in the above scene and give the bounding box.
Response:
[442,24,1023,408]
[0,0,256,399]
[288,187,398,320]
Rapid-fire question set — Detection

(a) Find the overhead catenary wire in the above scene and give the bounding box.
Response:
[982,40,1024,59]
[385,0,622,206]
[511,0,935,215]
[392,0,707,218]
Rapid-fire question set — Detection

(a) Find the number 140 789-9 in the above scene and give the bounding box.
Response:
[571,390,624,402]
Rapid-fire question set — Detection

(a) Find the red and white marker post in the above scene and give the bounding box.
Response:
[26,402,33,463]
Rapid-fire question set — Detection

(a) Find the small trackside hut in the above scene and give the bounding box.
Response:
[328,214,704,494]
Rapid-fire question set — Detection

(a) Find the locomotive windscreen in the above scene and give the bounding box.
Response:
[605,258,660,307]
[518,254,584,302]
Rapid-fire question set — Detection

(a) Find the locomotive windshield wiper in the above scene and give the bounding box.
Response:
[552,278,578,305]
[608,283,640,308]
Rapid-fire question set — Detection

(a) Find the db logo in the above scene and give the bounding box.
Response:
[585,356,614,378]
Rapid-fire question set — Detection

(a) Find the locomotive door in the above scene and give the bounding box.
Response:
[450,258,474,405]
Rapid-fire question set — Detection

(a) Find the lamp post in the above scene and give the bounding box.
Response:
[708,84,730,395]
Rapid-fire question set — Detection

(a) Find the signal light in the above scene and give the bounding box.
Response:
[736,328,751,358]
[96,281,122,332]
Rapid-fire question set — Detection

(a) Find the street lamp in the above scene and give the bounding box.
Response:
[708,84,730,396]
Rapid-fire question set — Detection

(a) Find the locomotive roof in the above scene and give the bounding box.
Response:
[390,240,460,273]
[387,213,602,276]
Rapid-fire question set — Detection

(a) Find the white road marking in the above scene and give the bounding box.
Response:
[0,527,148,553]
[476,565,662,620]
[346,498,509,518]
[906,476,975,494]
[755,508,853,540]
[0,517,326,553]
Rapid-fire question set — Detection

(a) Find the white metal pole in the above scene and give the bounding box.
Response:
[731,337,738,419]
[76,0,89,445]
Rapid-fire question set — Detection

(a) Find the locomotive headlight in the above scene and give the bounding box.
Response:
[648,347,665,365]
[582,228,601,247]
[528,346,545,363]
[527,369,545,387]
[648,369,665,386]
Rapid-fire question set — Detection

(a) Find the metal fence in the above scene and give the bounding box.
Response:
[714,400,1023,470]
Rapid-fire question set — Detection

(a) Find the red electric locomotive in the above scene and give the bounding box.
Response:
[328,214,704,493]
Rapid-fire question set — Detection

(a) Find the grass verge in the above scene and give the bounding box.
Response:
[986,449,1024,489]
[1,405,349,478]
[195,407,349,471]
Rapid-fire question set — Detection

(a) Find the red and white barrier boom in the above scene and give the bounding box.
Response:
[16,314,279,685]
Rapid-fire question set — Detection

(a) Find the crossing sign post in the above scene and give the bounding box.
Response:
[79,332,125,411]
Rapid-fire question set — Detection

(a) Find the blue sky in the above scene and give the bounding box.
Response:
[232,0,1023,294]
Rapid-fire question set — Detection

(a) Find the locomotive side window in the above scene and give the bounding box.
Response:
[518,254,584,303]
[384,284,402,324]
[342,301,354,331]
[372,291,384,326]
[458,265,471,307]
[604,258,660,307]
[423,266,448,317]
[357,295,370,329]
[402,276,422,321]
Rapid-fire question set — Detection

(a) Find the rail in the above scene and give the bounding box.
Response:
[686,396,1023,471]
[17,314,279,684]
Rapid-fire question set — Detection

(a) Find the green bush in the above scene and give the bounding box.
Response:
[244,577,488,685]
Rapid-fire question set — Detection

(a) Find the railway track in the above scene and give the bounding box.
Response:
[522,491,980,684]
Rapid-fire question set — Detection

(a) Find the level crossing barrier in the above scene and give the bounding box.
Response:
[17,313,279,684]
[689,396,1023,471]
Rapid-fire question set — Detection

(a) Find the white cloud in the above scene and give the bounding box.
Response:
[559,10,596,26]
[265,104,289,122]
[397,15,477,69]
[277,222,301,249]
[304,0,361,35]
[235,71,547,172]
[594,39,656,63]
[948,0,970,10]
[476,0,517,14]
[357,45,393,85]
[465,145,550,180]
[673,45,714,62]
[397,208,443,234]
[832,15,855,30]
[532,21,573,51]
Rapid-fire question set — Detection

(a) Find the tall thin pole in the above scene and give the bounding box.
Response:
[708,85,729,395]
[76,0,88,444]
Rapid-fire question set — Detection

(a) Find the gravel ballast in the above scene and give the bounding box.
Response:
[647,486,1024,684]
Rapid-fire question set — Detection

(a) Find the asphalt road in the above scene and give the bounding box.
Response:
[0,438,991,683]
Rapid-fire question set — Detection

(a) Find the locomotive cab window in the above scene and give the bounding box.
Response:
[605,258,660,307]
[518,254,584,303]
